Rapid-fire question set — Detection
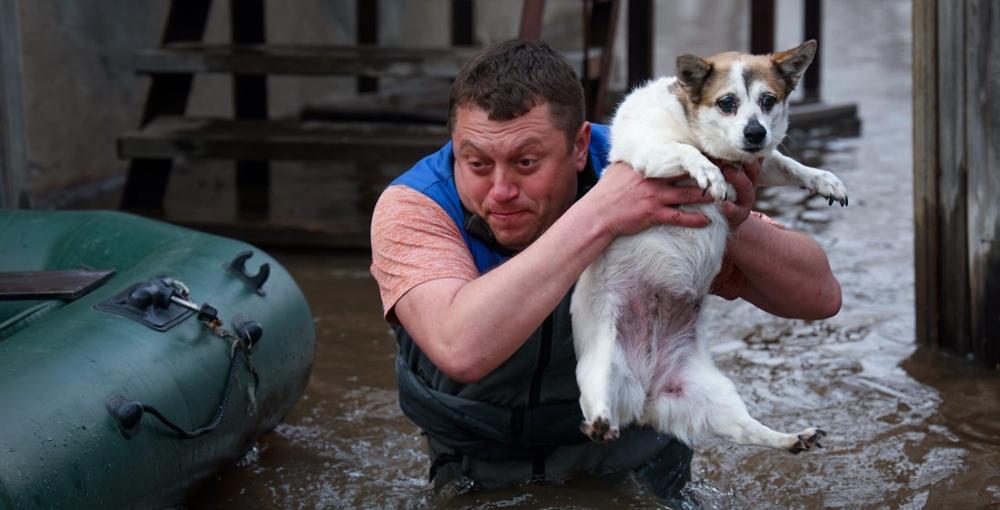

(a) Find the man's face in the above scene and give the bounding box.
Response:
[452,103,589,251]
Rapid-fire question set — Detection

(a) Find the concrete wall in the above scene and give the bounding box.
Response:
[15,0,756,204]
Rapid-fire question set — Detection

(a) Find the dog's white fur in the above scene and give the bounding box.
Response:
[571,40,846,453]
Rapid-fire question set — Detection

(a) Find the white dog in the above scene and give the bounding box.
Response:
[571,40,846,453]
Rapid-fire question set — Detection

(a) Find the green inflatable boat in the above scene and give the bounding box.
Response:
[0,210,315,509]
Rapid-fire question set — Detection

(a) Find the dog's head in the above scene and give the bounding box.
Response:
[673,40,816,162]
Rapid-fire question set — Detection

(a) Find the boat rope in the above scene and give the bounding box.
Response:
[137,351,243,439]
[202,316,260,415]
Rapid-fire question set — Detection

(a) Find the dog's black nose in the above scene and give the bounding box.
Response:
[744,118,767,145]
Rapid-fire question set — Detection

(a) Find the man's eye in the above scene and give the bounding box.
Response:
[467,160,489,173]
[717,96,736,113]
[760,94,777,110]
[518,158,536,167]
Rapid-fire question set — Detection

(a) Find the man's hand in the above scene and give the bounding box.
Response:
[592,161,715,239]
[719,159,762,230]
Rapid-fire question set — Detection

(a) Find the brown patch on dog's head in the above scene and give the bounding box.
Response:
[671,41,819,161]
[674,41,817,116]
[674,51,746,118]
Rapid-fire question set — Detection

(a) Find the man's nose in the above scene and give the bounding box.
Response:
[489,170,520,202]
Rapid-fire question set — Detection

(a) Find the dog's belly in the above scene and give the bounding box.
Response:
[602,204,729,399]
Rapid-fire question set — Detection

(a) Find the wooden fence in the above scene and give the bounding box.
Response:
[913,0,1000,368]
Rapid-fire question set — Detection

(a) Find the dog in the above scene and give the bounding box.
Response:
[570,40,846,454]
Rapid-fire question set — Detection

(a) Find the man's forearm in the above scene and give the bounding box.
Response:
[726,214,842,319]
[402,199,614,383]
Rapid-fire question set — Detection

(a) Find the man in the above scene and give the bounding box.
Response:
[369,39,841,500]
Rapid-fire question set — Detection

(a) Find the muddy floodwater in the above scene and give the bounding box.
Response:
[182,2,999,509]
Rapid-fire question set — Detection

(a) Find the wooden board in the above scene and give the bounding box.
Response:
[914,0,1000,367]
[130,43,480,78]
[0,269,116,301]
[117,116,451,164]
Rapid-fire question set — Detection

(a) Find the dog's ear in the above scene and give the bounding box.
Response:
[676,54,712,97]
[773,40,817,92]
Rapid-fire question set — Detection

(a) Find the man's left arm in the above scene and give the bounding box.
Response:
[718,162,842,320]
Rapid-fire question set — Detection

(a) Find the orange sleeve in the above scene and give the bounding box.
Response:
[710,212,786,300]
[369,185,479,324]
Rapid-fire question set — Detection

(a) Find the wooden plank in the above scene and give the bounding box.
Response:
[129,44,481,78]
[750,0,775,55]
[912,0,940,351]
[787,101,860,135]
[519,0,546,40]
[452,0,474,46]
[0,269,115,301]
[965,0,1000,367]
[0,0,30,209]
[801,0,822,102]
[117,116,451,164]
[935,0,971,354]
[231,0,270,217]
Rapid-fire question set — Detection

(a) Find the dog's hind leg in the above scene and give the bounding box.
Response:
[646,350,825,454]
[572,267,625,442]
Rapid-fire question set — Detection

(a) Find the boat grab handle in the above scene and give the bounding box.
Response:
[222,251,270,296]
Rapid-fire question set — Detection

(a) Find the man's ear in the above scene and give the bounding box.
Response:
[574,122,591,172]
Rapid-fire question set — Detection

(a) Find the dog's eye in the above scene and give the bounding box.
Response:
[760,94,777,110]
[716,96,736,113]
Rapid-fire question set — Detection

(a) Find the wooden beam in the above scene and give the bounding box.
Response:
[935,0,971,355]
[452,0,473,46]
[357,0,378,93]
[802,0,822,102]
[913,0,939,351]
[231,0,270,218]
[750,0,775,55]
[626,0,652,91]
[117,116,450,164]
[120,0,213,211]
[0,0,30,208]
[129,44,481,77]
[964,0,1000,366]
[519,0,546,40]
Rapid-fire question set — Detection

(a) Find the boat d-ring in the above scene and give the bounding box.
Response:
[222,251,270,296]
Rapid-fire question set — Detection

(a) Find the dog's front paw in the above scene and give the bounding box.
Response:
[581,417,620,443]
[787,427,826,454]
[686,157,728,202]
[805,171,848,207]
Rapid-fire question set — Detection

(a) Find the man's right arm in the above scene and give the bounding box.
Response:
[375,162,713,384]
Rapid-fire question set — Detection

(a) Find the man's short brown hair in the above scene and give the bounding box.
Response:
[448,39,586,151]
